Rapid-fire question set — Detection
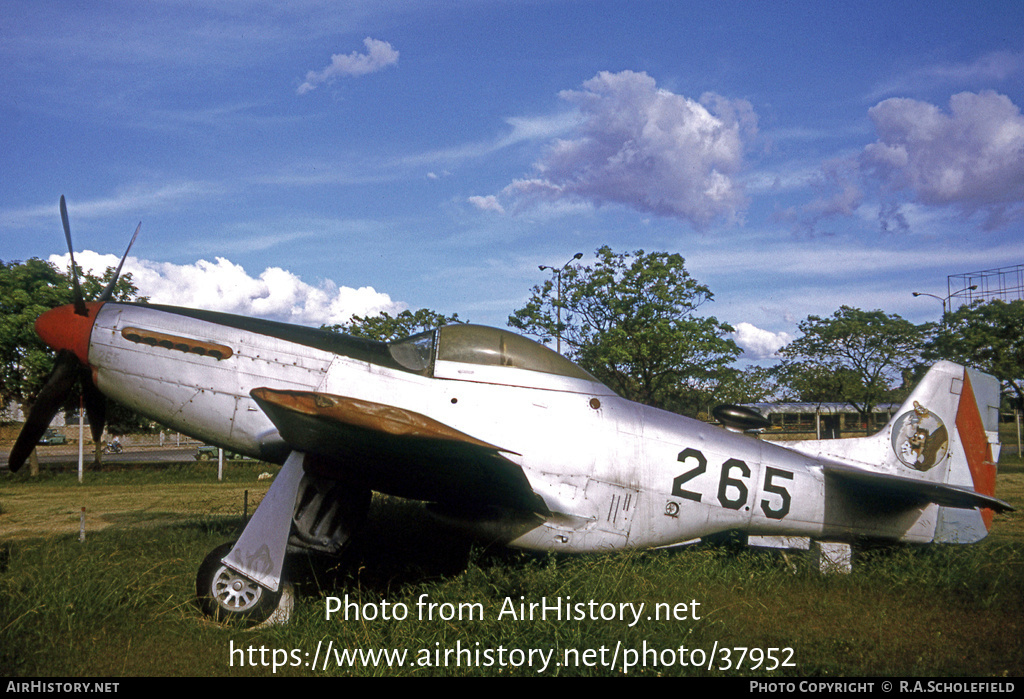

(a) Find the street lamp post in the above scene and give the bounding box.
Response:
[912,291,950,316]
[912,285,978,323]
[539,252,583,354]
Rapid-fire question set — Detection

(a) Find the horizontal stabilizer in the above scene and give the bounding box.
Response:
[824,462,1014,514]
[250,387,548,515]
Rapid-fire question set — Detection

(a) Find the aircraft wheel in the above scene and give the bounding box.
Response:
[196,542,282,626]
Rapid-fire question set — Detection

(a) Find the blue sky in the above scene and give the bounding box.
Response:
[2,1,1023,361]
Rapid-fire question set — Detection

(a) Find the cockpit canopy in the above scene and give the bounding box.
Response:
[388,324,603,389]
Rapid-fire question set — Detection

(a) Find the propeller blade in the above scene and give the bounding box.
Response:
[60,196,89,317]
[80,368,107,445]
[8,350,80,473]
[97,221,141,302]
[8,196,143,471]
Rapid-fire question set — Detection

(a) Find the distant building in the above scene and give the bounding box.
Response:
[1,401,24,423]
[740,402,901,439]
[2,401,68,426]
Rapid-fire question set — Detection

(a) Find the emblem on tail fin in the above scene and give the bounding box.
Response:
[891,401,949,471]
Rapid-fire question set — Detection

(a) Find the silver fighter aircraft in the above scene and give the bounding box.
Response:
[8,198,1013,626]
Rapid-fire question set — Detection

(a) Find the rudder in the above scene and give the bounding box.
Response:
[935,365,1002,539]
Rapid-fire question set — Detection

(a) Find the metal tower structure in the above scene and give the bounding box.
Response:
[948,263,1024,309]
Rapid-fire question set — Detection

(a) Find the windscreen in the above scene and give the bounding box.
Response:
[388,329,436,373]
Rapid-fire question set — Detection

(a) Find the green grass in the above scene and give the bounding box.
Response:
[1,463,1022,677]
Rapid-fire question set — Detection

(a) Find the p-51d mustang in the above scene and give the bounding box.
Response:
[9,197,1012,626]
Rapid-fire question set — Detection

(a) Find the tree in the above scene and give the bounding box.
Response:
[0,259,71,419]
[713,365,783,406]
[777,306,926,429]
[926,299,1024,410]
[322,308,463,343]
[509,246,740,414]
[771,359,857,401]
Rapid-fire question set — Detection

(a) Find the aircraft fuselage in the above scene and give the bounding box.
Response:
[68,302,977,552]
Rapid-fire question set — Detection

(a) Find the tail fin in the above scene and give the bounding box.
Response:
[782,361,1009,543]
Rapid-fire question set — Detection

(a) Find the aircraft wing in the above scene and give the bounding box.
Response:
[250,387,550,515]
[822,461,1014,513]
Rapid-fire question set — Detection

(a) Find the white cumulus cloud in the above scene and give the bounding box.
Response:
[297,37,399,94]
[49,251,403,327]
[862,90,1024,229]
[467,195,505,214]
[502,70,756,229]
[732,322,792,360]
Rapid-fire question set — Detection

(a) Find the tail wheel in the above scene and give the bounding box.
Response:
[196,542,283,626]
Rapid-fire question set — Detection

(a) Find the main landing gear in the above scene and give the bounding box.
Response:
[195,452,370,627]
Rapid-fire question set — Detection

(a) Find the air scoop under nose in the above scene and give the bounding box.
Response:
[35,302,104,367]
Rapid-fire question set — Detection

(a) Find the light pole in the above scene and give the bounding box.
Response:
[912,285,977,323]
[539,252,582,354]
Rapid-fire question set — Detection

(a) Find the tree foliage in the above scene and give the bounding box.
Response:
[777,305,926,425]
[713,365,783,407]
[926,299,1024,410]
[0,259,70,413]
[509,246,740,413]
[323,308,463,343]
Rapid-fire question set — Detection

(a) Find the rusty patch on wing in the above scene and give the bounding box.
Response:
[251,388,509,452]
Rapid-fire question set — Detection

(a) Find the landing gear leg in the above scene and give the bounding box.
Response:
[194,451,368,626]
[195,451,307,626]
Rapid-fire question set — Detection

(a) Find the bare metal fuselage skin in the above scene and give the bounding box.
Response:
[81,302,1000,552]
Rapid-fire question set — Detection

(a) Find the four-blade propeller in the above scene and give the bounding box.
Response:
[7,196,140,473]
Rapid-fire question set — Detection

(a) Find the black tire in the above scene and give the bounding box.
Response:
[196,542,283,626]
